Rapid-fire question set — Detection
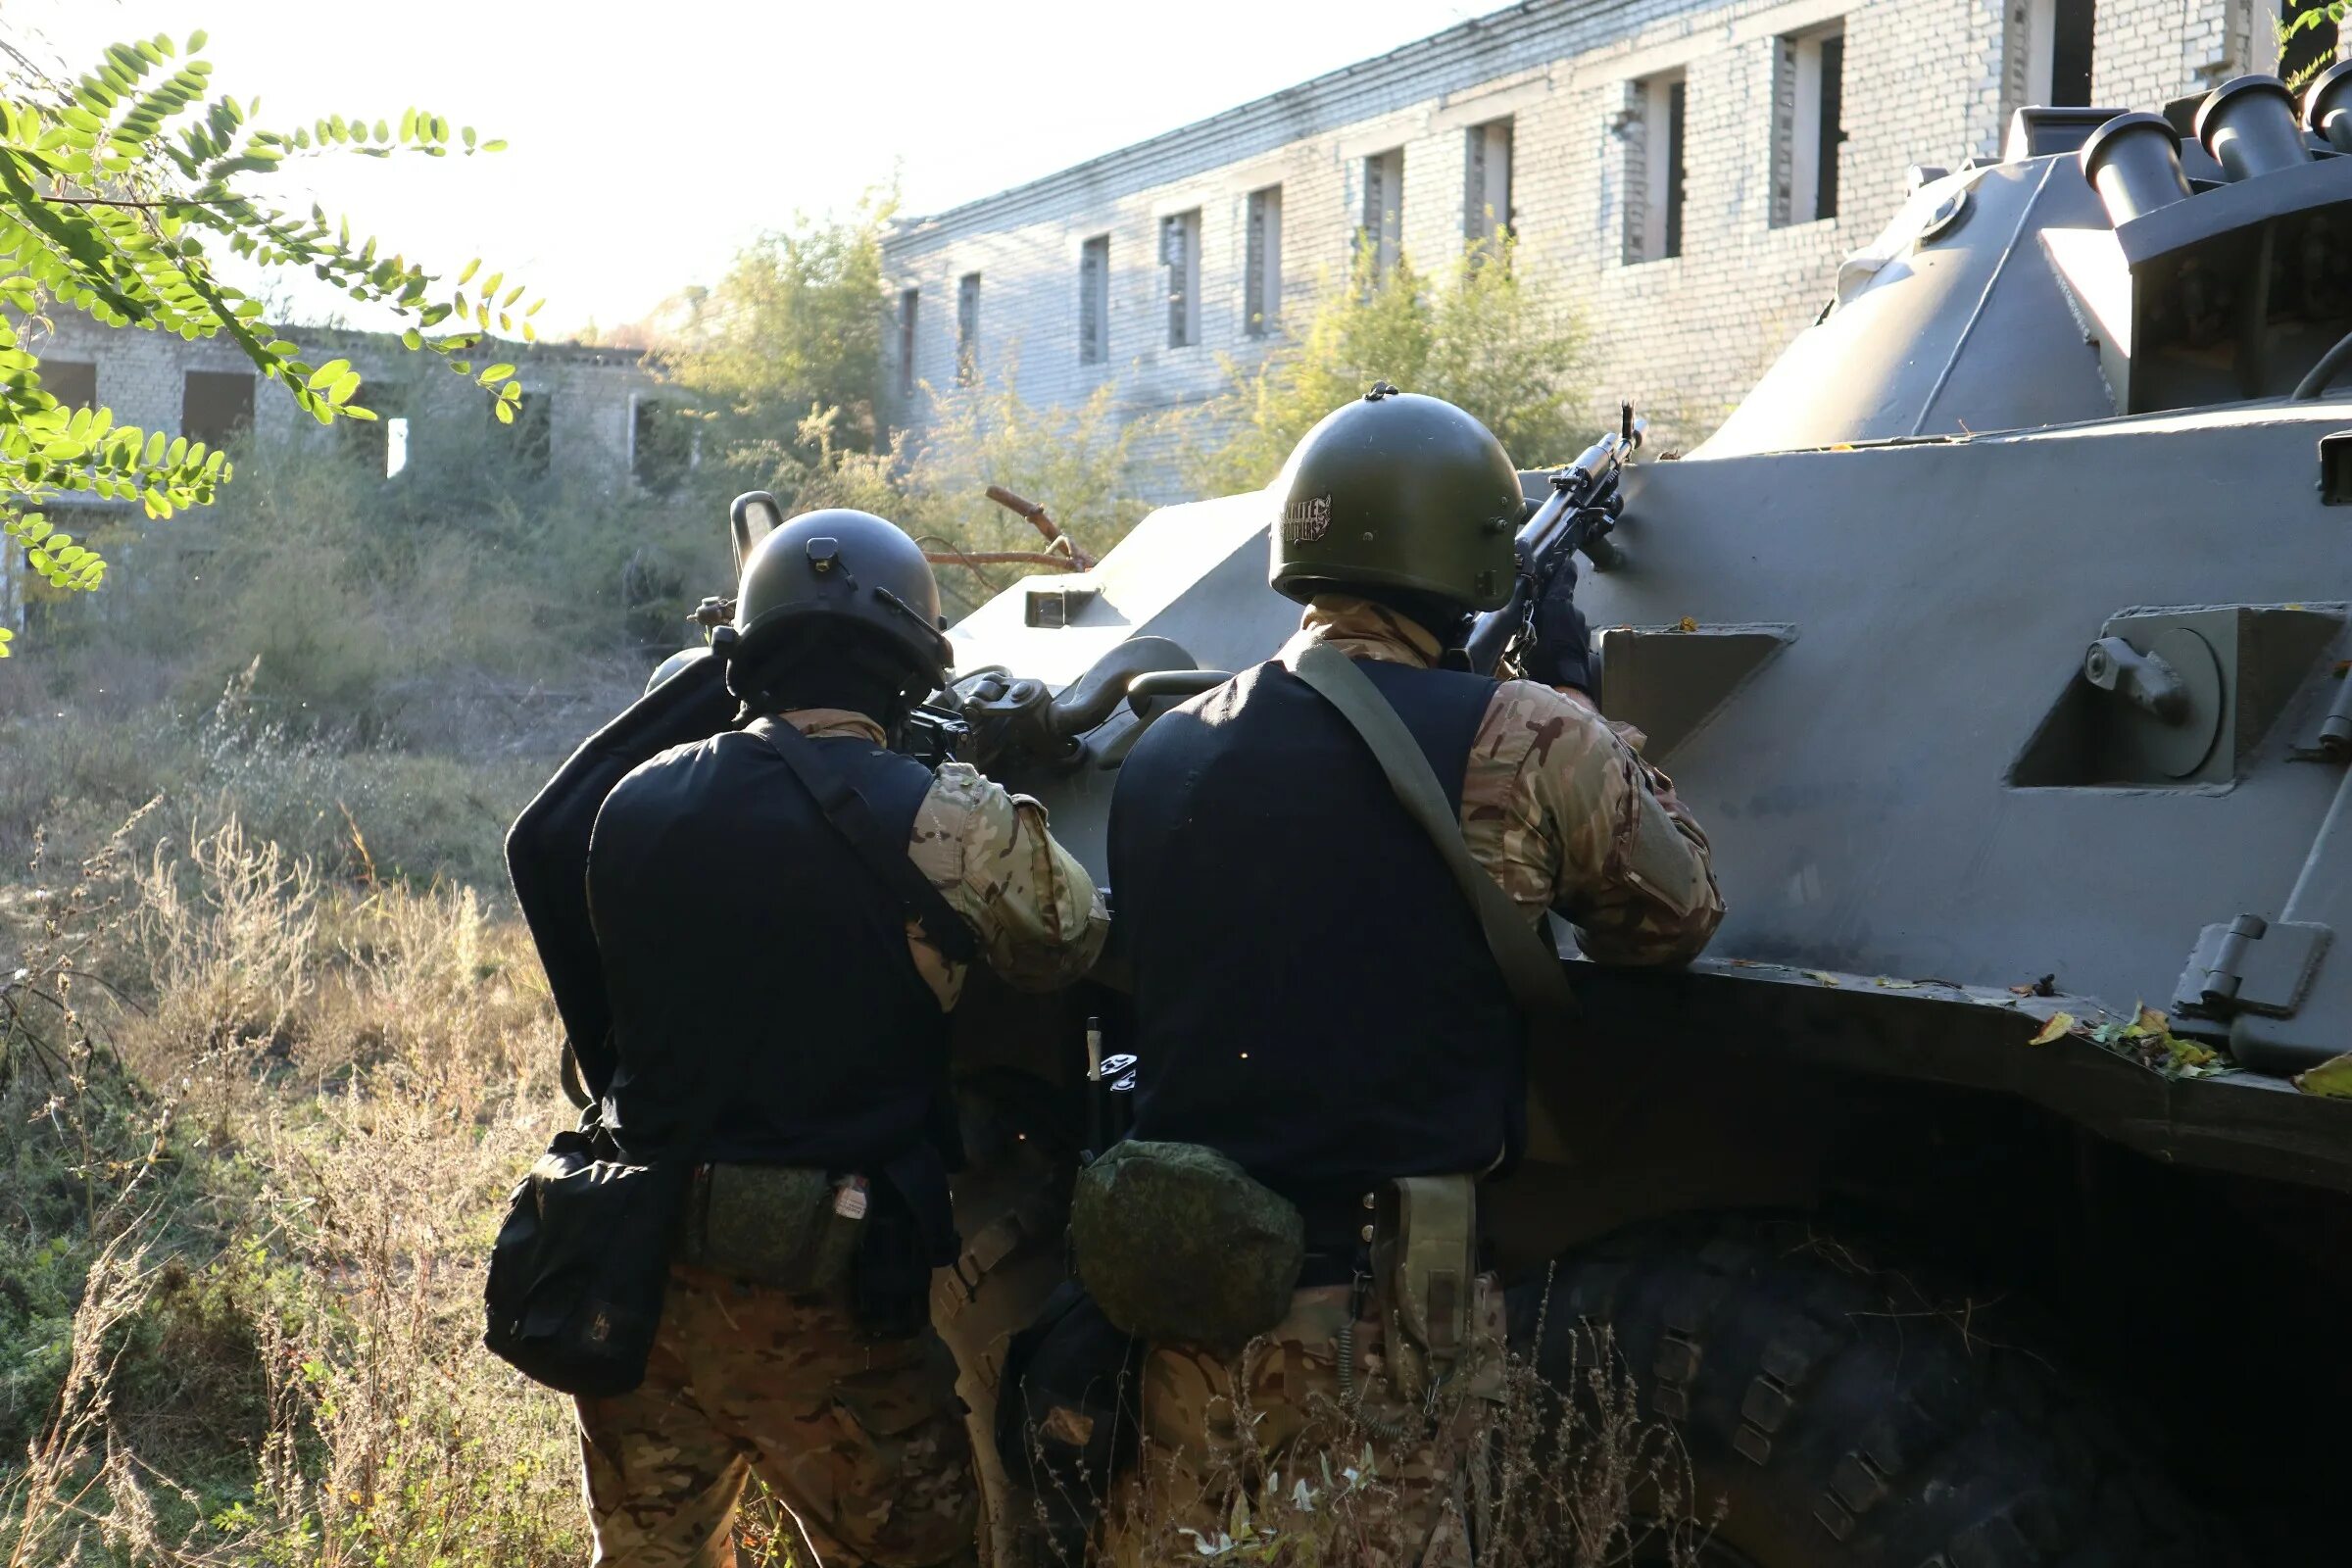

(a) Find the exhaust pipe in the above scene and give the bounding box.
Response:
[2081,112,2192,225]
[2304,59,2352,154]
[2196,74,2308,180]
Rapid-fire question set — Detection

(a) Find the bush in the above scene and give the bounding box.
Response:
[1186,238,1590,496]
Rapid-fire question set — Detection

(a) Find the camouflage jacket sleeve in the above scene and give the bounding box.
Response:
[1459,679,1725,966]
[905,761,1110,1004]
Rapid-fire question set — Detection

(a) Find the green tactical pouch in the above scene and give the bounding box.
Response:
[676,1163,864,1294]
[1070,1141,1305,1354]
[1370,1174,1479,1402]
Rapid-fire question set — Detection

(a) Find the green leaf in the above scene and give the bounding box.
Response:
[327,369,363,405]
[186,29,208,51]
[307,358,351,389]
[478,362,515,385]
[457,257,480,286]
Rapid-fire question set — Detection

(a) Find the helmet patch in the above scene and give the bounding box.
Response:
[1281,495,1333,544]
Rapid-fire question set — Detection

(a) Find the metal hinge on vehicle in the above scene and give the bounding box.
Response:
[2173,914,2333,1018]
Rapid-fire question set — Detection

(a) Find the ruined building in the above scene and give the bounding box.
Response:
[4,311,673,628]
[882,0,2327,483]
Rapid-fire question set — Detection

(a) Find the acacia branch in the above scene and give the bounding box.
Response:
[35,193,186,211]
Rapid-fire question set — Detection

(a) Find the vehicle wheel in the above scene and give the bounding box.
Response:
[1506,1216,2240,1567]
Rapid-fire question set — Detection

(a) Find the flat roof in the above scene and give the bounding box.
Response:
[888,0,1644,251]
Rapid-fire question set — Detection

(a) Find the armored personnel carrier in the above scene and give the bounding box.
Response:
[902,68,2352,1567]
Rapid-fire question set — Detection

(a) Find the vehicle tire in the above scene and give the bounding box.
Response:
[1506,1215,2241,1567]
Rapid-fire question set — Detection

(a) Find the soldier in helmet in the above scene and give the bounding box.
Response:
[1101,390,1725,1557]
[577,509,1108,1568]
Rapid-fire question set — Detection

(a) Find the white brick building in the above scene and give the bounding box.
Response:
[883,0,2323,479]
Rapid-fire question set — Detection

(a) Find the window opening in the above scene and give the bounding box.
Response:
[2280,0,2338,91]
[956,272,981,386]
[1626,74,1688,263]
[632,396,692,494]
[897,288,919,398]
[1161,211,1200,349]
[1465,118,1514,253]
[1246,186,1283,337]
[181,369,255,450]
[46,361,96,411]
[1777,24,1847,226]
[1360,148,1403,276]
[1080,235,1110,365]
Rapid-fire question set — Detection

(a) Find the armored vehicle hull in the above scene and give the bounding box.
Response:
[915,78,2352,1568]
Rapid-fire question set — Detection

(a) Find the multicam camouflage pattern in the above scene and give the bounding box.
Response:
[1287,598,1725,966]
[1102,1278,1505,1568]
[577,1262,978,1568]
[770,709,1110,1005]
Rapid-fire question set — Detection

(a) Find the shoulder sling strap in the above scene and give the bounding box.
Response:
[750,719,980,967]
[1280,642,1575,1024]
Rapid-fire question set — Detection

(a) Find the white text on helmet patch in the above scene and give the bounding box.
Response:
[1282,495,1332,544]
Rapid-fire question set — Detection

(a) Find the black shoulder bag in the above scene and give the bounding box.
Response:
[483,720,976,1398]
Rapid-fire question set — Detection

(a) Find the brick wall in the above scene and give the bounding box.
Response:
[883,0,2269,490]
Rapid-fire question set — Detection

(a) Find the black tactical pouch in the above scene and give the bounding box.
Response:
[995,1281,1145,1558]
[482,1115,688,1398]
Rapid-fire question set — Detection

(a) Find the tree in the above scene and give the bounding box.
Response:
[656,197,893,500]
[1185,236,1588,497]
[0,31,540,656]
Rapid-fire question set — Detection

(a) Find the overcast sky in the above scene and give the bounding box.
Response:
[9,0,1500,337]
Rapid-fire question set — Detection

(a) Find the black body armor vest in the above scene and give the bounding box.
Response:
[1107,656,1525,1216]
[587,726,952,1175]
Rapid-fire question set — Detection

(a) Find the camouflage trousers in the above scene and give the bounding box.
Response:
[1101,1277,1504,1568]
[575,1262,978,1568]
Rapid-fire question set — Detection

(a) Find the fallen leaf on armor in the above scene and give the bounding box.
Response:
[1873,977,1921,989]
[1677,615,1698,632]
[1803,970,1840,986]
[2028,1011,2077,1046]
[2293,1054,2352,1098]
[2008,973,2059,997]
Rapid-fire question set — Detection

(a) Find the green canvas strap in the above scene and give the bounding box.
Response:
[1281,641,1575,1025]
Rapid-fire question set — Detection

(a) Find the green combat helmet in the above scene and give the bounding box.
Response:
[715,506,953,705]
[1268,384,1525,613]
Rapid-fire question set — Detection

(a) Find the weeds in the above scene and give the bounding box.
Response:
[3,802,1716,1568]
[1,808,585,1568]
[1092,1308,1709,1567]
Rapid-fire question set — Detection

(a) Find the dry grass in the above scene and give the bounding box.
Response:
[0,810,586,1568]
[1087,1320,1710,1568]
[3,808,1712,1568]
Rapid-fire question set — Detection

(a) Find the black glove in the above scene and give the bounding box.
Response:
[1522,559,1594,694]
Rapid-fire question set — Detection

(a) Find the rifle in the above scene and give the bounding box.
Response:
[1460,403,1644,679]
